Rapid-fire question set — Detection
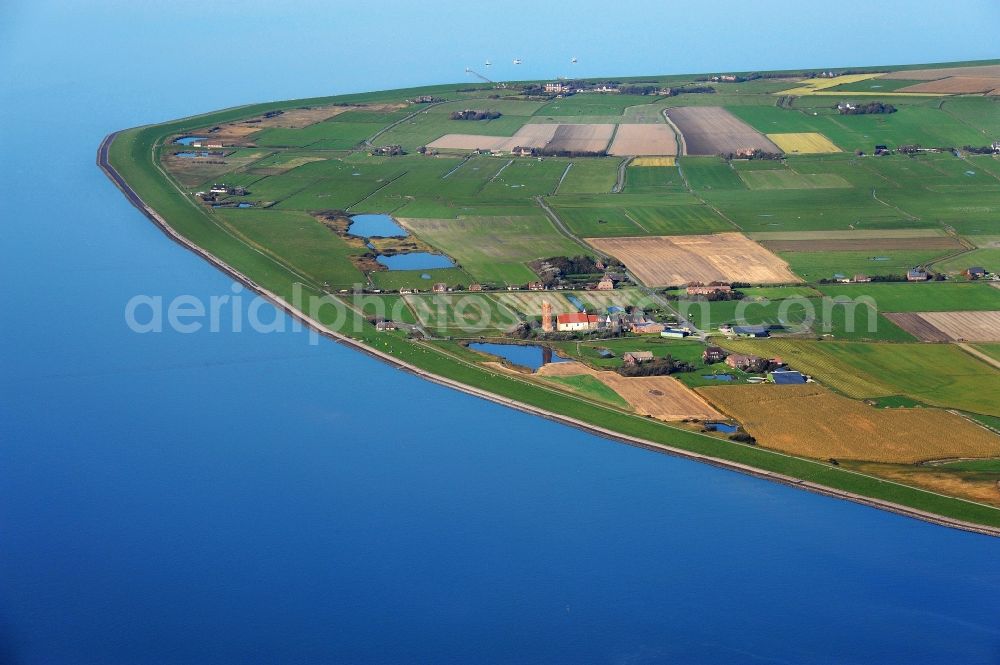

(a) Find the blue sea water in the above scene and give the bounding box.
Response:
[2,3,1000,663]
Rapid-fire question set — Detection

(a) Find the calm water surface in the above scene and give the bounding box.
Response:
[1,3,999,664]
[468,343,568,370]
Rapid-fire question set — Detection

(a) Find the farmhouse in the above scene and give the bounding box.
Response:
[703,346,727,364]
[510,146,536,157]
[687,284,732,296]
[965,267,987,280]
[528,281,545,291]
[432,282,448,293]
[853,274,871,283]
[596,277,614,291]
[907,268,929,282]
[556,312,601,332]
[374,320,397,332]
[726,353,766,372]
[467,283,483,292]
[623,351,655,366]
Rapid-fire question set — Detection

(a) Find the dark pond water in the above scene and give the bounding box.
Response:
[377,252,455,270]
[174,136,207,145]
[469,343,568,370]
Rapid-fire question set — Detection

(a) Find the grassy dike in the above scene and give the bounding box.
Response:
[105,88,1000,534]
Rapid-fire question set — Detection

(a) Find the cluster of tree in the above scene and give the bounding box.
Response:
[663,85,716,96]
[963,145,1000,155]
[450,110,502,120]
[619,85,660,95]
[544,255,604,276]
[721,149,783,161]
[838,101,896,115]
[728,432,757,444]
[617,356,692,377]
[538,148,608,158]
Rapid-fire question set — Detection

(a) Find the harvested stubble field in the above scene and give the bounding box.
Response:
[776,73,884,96]
[536,362,722,421]
[697,383,1000,463]
[895,77,1000,95]
[545,124,615,153]
[428,123,617,153]
[607,124,678,156]
[765,132,841,154]
[892,311,1000,342]
[665,107,780,156]
[587,232,801,287]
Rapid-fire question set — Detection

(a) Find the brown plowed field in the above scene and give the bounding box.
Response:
[587,232,800,286]
[895,76,1000,94]
[536,362,722,420]
[760,237,965,252]
[698,383,1000,463]
[881,64,1000,80]
[608,124,678,156]
[665,107,780,156]
[883,313,953,342]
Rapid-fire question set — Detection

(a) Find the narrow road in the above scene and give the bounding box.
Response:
[534,195,605,258]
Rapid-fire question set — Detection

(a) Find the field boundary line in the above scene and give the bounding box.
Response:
[956,342,1000,371]
[554,162,573,194]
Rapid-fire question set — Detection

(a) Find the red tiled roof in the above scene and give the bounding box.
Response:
[556,312,599,324]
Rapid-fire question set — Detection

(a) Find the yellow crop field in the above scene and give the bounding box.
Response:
[766,132,841,154]
[777,73,883,95]
[631,156,676,167]
[698,384,1000,463]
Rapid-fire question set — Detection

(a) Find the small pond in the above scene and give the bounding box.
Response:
[705,422,739,434]
[701,374,734,381]
[469,343,568,371]
[377,252,455,270]
[566,295,586,312]
[175,151,210,158]
[349,214,408,238]
[174,136,207,145]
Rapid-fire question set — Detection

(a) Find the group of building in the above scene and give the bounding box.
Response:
[703,346,808,384]
[539,301,690,337]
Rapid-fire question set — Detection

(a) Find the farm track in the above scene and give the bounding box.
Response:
[958,343,1000,371]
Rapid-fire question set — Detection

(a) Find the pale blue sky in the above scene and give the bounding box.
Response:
[2,0,998,120]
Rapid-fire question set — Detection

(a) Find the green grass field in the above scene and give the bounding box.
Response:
[816,281,1000,311]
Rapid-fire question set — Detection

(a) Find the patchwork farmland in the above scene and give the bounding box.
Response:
[537,362,722,421]
[699,384,1000,463]
[114,57,1000,531]
[588,232,801,286]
